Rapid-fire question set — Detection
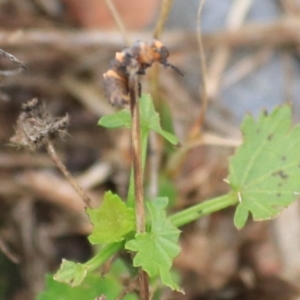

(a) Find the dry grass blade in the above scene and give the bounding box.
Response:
[128,65,149,300]
[188,0,207,140]
[46,141,93,208]
[0,237,20,263]
[1,19,300,50]
[0,47,26,76]
[153,0,174,39]
[105,0,131,46]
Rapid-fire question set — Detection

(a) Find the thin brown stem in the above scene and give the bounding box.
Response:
[0,47,27,76]
[153,0,174,39]
[128,70,149,299]
[104,0,131,46]
[129,75,145,233]
[0,237,20,263]
[188,0,207,140]
[46,140,92,208]
[138,269,150,300]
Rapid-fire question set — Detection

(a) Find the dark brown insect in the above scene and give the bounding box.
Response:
[103,39,183,106]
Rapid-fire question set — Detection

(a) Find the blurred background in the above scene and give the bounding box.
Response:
[0,0,300,299]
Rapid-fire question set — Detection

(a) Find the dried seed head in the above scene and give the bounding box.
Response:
[103,39,183,107]
[10,98,69,151]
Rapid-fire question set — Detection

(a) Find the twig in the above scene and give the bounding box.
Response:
[149,0,174,203]
[104,0,131,46]
[128,62,149,299]
[129,71,144,233]
[46,140,93,208]
[0,237,20,264]
[0,47,27,76]
[2,19,300,49]
[153,0,174,39]
[188,0,207,140]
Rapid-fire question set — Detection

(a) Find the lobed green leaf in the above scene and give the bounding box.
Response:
[139,94,179,145]
[38,273,115,300]
[98,94,179,145]
[98,110,131,129]
[125,197,182,292]
[87,191,135,244]
[229,105,300,228]
[53,260,87,287]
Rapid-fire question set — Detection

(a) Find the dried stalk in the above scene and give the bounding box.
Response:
[104,0,131,46]
[188,0,207,140]
[0,47,26,76]
[128,67,149,299]
[0,237,20,263]
[153,0,174,39]
[46,140,92,208]
[2,18,300,50]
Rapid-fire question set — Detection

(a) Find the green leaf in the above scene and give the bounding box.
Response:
[98,110,131,129]
[140,94,179,145]
[87,191,135,244]
[233,203,249,229]
[98,94,178,145]
[125,197,182,292]
[53,242,123,287]
[229,105,300,228]
[54,260,87,287]
[38,273,120,300]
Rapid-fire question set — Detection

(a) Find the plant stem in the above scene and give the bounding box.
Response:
[153,0,174,39]
[169,193,238,228]
[129,77,145,233]
[188,0,208,140]
[104,0,131,46]
[0,237,19,263]
[85,242,123,272]
[127,128,149,207]
[129,71,149,299]
[46,140,92,208]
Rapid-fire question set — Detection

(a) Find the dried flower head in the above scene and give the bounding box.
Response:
[10,98,69,151]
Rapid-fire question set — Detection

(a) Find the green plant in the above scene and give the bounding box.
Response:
[37,90,300,299]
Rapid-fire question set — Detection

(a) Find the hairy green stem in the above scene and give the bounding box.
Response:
[84,242,123,272]
[169,193,238,228]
